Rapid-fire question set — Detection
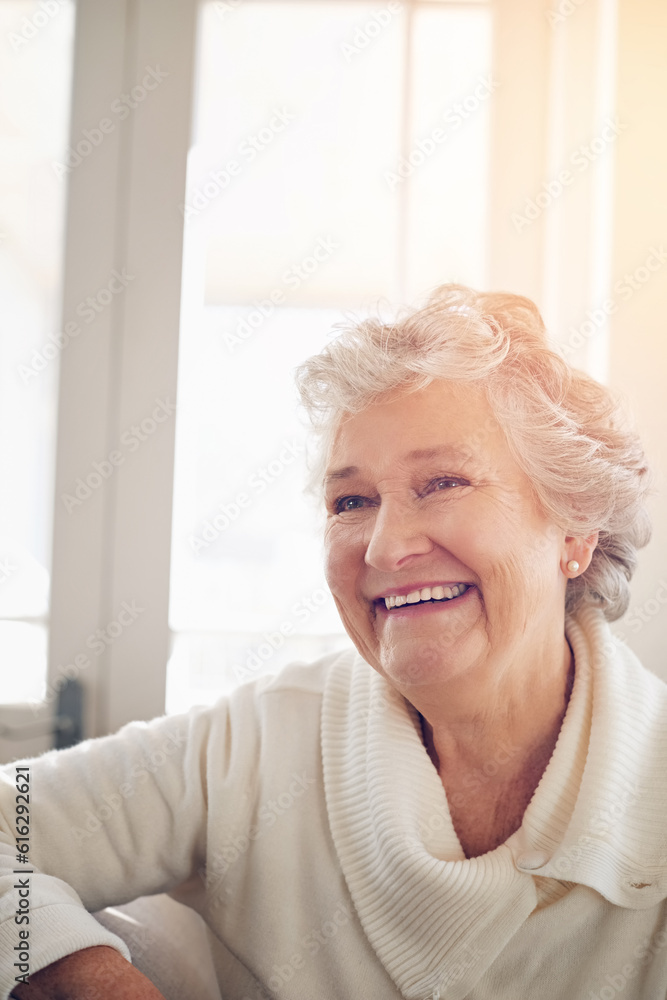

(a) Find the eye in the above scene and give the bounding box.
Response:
[423,476,469,495]
[334,495,369,514]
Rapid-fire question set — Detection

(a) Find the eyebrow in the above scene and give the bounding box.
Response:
[324,446,473,486]
[324,466,359,485]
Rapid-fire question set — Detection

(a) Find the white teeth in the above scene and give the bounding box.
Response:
[383,584,470,609]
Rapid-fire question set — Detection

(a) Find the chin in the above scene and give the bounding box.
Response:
[377,625,489,692]
[379,648,468,691]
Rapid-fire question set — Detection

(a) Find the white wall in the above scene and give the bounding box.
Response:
[608,0,667,677]
[489,0,666,679]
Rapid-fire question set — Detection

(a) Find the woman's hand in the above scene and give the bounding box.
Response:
[10,945,167,1000]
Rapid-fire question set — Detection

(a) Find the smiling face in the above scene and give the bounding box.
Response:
[323,379,571,698]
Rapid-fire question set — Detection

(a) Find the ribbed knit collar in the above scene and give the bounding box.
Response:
[321,608,667,1000]
[537,609,667,906]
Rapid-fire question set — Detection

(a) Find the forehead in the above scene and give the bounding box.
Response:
[325,380,509,477]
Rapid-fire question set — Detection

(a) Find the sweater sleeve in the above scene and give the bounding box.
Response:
[0,698,230,999]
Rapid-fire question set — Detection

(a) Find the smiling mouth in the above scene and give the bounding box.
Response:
[381,584,470,610]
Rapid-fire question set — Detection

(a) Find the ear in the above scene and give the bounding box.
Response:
[561,531,599,577]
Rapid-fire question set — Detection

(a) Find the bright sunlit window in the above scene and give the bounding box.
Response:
[167,0,492,712]
[0,1,75,703]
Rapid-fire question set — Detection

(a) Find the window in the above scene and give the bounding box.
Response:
[167,0,492,711]
[0,1,75,705]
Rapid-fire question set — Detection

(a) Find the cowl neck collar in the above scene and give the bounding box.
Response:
[321,609,667,999]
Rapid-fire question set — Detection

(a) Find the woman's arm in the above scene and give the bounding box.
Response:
[10,946,166,1000]
[0,700,227,998]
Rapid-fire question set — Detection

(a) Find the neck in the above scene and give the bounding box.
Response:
[416,631,575,782]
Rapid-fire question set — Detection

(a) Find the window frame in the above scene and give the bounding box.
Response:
[47,0,199,736]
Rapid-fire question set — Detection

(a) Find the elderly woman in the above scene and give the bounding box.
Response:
[1,285,664,1000]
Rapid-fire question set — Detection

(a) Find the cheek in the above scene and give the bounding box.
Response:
[323,523,362,598]
[442,502,559,596]
[442,495,556,570]
[428,508,499,575]
[477,532,564,631]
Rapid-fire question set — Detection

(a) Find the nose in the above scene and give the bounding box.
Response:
[364,498,434,572]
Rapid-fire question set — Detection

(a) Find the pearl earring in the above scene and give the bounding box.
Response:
[567,560,580,573]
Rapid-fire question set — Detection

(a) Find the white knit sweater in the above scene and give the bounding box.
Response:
[1,607,667,1000]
